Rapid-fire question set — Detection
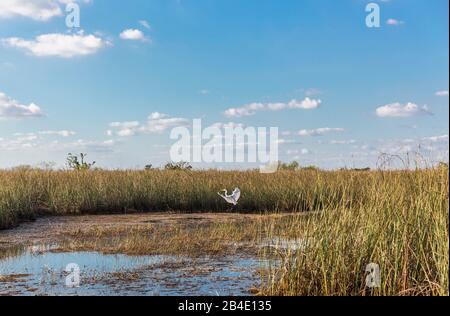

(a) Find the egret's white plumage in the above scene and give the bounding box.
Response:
[218,188,241,206]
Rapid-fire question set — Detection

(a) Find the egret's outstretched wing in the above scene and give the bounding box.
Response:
[232,188,241,202]
[218,192,236,205]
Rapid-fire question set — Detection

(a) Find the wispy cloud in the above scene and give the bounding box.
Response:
[65,139,116,153]
[330,139,356,145]
[286,148,310,156]
[386,18,405,26]
[109,112,188,137]
[0,92,43,119]
[38,130,76,137]
[435,90,449,97]
[298,128,344,137]
[304,88,322,97]
[372,135,449,160]
[1,131,114,153]
[139,20,151,30]
[423,134,449,143]
[109,121,140,137]
[223,98,321,118]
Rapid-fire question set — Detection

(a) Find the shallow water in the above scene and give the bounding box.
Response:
[0,247,261,296]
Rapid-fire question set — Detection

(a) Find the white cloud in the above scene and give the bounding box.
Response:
[0,132,39,151]
[368,135,449,163]
[286,148,310,156]
[145,113,188,133]
[0,92,43,118]
[38,130,76,137]
[300,148,310,155]
[435,90,449,97]
[119,29,147,42]
[15,133,38,142]
[2,33,110,58]
[0,0,91,21]
[376,102,431,118]
[275,139,295,145]
[288,98,322,110]
[0,128,115,155]
[0,0,62,21]
[68,139,116,152]
[423,135,449,143]
[0,140,35,151]
[224,97,321,117]
[109,121,140,137]
[330,139,356,145]
[43,138,116,153]
[58,0,92,5]
[298,128,344,137]
[223,103,263,117]
[386,18,405,26]
[109,113,188,137]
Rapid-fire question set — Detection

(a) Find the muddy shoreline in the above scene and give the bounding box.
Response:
[0,212,274,247]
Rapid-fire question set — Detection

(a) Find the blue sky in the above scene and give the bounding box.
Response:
[0,0,448,169]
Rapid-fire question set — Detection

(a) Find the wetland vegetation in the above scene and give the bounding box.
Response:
[0,163,448,295]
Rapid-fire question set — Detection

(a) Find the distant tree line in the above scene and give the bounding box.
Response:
[8,154,446,172]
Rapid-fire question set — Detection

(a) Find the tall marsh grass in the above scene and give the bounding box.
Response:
[0,168,377,228]
[0,166,448,295]
[262,166,449,296]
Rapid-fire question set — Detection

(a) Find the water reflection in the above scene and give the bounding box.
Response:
[0,245,261,296]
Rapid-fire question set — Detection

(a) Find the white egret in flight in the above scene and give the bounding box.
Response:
[218,188,241,206]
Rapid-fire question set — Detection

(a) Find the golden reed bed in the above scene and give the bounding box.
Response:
[0,166,448,295]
